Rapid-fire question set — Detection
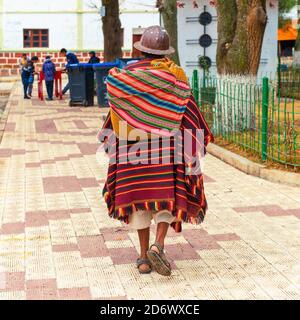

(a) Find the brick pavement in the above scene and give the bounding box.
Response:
[0,84,299,300]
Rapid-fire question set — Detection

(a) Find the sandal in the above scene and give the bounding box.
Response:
[147,242,172,277]
[136,258,152,274]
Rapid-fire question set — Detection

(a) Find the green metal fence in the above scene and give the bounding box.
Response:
[192,70,300,169]
[278,66,300,100]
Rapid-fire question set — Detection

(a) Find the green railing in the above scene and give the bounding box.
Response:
[192,70,300,169]
[278,66,300,100]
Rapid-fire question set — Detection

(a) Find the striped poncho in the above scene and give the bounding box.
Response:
[107,58,191,138]
[99,59,213,232]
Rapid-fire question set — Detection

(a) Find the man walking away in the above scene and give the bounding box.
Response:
[60,48,79,95]
[99,26,214,276]
[42,56,56,101]
[27,56,39,98]
[19,53,31,99]
[88,51,100,64]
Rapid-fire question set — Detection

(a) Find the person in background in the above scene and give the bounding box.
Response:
[42,56,56,101]
[19,53,31,99]
[27,56,39,98]
[60,48,79,95]
[88,51,100,64]
[19,53,30,71]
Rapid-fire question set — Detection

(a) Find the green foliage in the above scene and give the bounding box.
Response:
[279,0,297,14]
[278,0,297,28]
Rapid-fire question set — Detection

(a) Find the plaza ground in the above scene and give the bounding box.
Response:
[0,83,299,300]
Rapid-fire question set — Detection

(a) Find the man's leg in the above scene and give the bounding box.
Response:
[21,73,28,98]
[24,78,30,98]
[46,81,54,99]
[155,222,169,249]
[146,211,174,276]
[28,80,34,96]
[49,80,54,99]
[137,227,150,272]
[45,81,50,98]
[128,211,152,273]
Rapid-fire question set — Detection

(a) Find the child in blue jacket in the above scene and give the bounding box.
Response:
[27,56,39,97]
[42,56,56,101]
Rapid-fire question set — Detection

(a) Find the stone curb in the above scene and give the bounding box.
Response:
[207,143,300,187]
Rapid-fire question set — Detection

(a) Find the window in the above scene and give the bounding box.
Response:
[23,29,49,48]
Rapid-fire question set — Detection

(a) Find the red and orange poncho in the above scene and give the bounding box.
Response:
[99,58,213,232]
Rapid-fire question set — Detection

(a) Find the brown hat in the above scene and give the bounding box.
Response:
[134,25,175,56]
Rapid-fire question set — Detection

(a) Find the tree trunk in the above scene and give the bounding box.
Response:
[158,0,181,65]
[216,0,267,75]
[102,0,123,62]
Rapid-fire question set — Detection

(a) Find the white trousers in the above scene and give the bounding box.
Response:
[128,210,176,230]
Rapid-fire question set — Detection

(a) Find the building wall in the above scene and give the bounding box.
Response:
[0,50,132,77]
[178,0,279,79]
[0,0,279,79]
[0,0,159,51]
[0,0,159,76]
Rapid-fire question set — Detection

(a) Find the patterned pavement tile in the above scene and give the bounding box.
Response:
[83,257,126,299]
[52,244,79,253]
[26,212,49,228]
[0,84,299,300]
[43,176,82,194]
[165,244,199,261]
[105,240,134,249]
[115,264,162,300]
[48,219,77,246]
[53,251,89,289]
[77,235,109,258]
[0,272,25,291]
[1,223,25,235]
[70,213,99,237]
[108,247,139,265]
[0,290,26,300]
[58,287,91,300]
[26,279,58,300]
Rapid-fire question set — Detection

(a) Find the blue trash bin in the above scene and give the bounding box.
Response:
[116,58,141,69]
[67,63,94,107]
[93,62,118,107]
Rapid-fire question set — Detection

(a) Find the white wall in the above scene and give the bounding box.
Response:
[3,0,77,11]
[258,1,279,78]
[82,12,159,50]
[1,0,159,51]
[177,0,279,79]
[3,13,78,49]
[82,13,103,50]
[120,12,160,49]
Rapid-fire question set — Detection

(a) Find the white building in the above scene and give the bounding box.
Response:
[177,0,279,78]
[0,0,159,52]
[0,0,279,78]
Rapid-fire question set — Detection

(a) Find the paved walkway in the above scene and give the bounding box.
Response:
[0,84,300,300]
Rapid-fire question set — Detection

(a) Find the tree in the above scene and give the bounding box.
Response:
[102,0,123,62]
[156,0,181,65]
[215,0,268,76]
[159,0,268,75]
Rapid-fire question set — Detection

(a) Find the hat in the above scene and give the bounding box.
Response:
[134,25,175,56]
